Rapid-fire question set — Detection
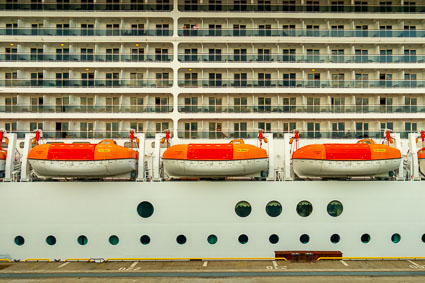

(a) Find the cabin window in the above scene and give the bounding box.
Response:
[14,236,24,246]
[207,234,218,245]
[140,235,151,245]
[330,234,340,244]
[421,234,425,243]
[269,234,279,244]
[300,234,310,244]
[176,235,186,245]
[327,200,343,217]
[238,234,248,244]
[78,235,88,245]
[266,201,282,217]
[296,200,313,217]
[46,235,56,246]
[361,234,371,243]
[109,235,119,245]
[137,201,154,218]
[391,233,401,243]
[235,201,251,217]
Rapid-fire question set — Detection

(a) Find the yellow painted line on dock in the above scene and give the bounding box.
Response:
[105,257,287,262]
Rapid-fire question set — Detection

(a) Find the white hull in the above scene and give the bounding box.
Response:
[293,159,401,178]
[419,159,425,176]
[28,159,137,178]
[163,158,268,177]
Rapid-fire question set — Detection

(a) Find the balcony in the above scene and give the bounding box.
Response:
[10,131,160,139]
[178,54,424,64]
[178,80,423,88]
[0,79,172,88]
[0,3,172,11]
[1,28,173,36]
[0,105,173,113]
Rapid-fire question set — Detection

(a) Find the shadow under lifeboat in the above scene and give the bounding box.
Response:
[162,139,268,178]
[28,139,138,178]
[292,139,401,178]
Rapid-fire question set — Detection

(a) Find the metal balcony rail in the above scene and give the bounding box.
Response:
[0,3,172,11]
[178,105,424,114]
[0,53,172,62]
[178,54,423,64]
[0,79,172,88]
[178,29,423,38]
[178,79,424,88]
[0,28,173,36]
[8,131,160,139]
[178,4,424,13]
[0,105,173,113]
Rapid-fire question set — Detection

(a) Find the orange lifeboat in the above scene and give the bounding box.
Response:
[162,139,268,178]
[417,148,425,175]
[28,139,138,178]
[292,139,401,178]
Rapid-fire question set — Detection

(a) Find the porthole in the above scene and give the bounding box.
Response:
[14,236,24,246]
[140,235,151,245]
[296,201,313,217]
[300,234,310,244]
[238,234,248,244]
[327,201,343,217]
[109,235,119,245]
[46,235,56,246]
[77,235,88,246]
[391,233,401,243]
[422,234,425,243]
[137,201,154,218]
[269,234,279,244]
[176,235,186,245]
[207,235,218,245]
[266,201,282,217]
[330,234,340,244]
[361,234,371,244]
[235,201,251,217]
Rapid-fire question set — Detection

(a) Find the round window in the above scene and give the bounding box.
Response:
[269,234,279,244]
[327,200,343,217]
[300,234,310,244]
[391,233,401,243]
[266,201,282,217]
[235,201,252,217]
[137,201,154,218]
[296,201,313,217]
[77,235,88,246]
[207,234,218,245]
[330,234,340,244]
[14,236,24,246]
[140,235,151,245]
[361,233,371,244]
[422,234,425,243]
[176,235,186,245]
[109,235,119,245]
[238,234,248,244]
[46,235,56,246]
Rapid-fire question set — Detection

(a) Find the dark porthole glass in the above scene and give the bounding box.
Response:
[14,236,24,246]
[391,233,401,243]
[77,235,88,246]
[300,234,310,244]
[238,234,248,244]
[140,235,151,245]
[296,200,313,217]
[235,201,251,217]
[327,200,343,217]
[266,201,282,217]
[46,235,56,246]
[207,234,218,245]
[137,201,154,218]
[330,234,340,244]
[269,234,279,244]
[422,234,425,243]
[361,234,371,244]
[109,235,119,245]
[176,235,186,245]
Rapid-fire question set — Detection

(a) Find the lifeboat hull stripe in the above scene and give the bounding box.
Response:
[292,157,402,161]
[162,157,268,161]
[28,158,136,161]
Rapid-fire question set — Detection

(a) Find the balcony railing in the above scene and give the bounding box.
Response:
[0,105,173,113]
[178,29,423,38]
[0,53,172,62]
[0,3,172,11]
[178,54,423,64]
[0,79,172,88]
[10,131,160,139]
[0,28,173,36]
[178,105,423,114]
[178,79,423,88]
[178,4,424,13]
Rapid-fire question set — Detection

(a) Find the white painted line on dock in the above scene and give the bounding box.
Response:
[57,262,70,269]
[203,261,208,267]
[340,260,349,267]
[408,260,420,267]
[272,261,278,269]
[128,262,138,270]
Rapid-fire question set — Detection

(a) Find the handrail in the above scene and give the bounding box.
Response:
[24,258,51,262]
[317,256,425,261]
[0,259,11,263]
[64,258,93,262]
[105,257,287,262]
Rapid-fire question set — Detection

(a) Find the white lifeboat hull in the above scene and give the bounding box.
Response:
[419,159,425,176]
[28,159,137,178]
[293,159,401,178]
[163,158,268,178]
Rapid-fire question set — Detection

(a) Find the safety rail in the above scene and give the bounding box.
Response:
[24,258,51,262]
[105,257,287,262]
[0,259,11,263]
[317,256,425,261]
[64,258,93,262]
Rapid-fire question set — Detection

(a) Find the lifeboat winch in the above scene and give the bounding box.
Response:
[28,139,138,178]
[162,139,268,178]
[292,139,401,178]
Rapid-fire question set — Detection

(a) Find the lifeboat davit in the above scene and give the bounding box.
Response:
[292,139,401,178]
[162,139,268,178]
[0,149,6,174]
[28,139,138,178]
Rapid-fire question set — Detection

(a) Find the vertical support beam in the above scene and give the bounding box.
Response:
[152,133,162,181]
[136,133,146,181]
[20,133,36,182]
[264,133,274,181]
[283,133,293,181]
[392,133,404,181]
[408,133,420,181]
[3,133,17,182]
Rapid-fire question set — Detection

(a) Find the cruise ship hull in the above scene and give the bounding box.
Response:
[0,181,423,260]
